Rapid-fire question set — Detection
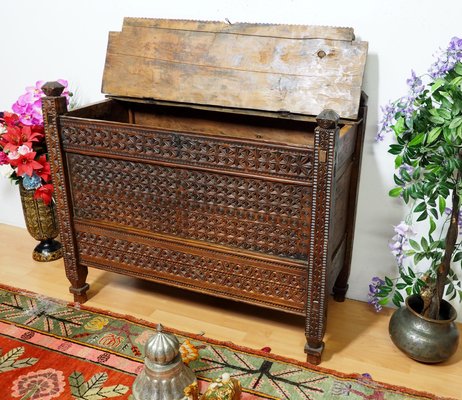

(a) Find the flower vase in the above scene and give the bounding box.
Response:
[19,182,63,262]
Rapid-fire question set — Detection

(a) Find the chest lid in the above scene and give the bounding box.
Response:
[102,18,367,119]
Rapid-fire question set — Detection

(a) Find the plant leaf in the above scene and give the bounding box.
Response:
[414,202,427,212]
[417,210,428,222]
[449,116,462,129]
[389,187,403,197]
[408,132,426,146]
[439,196,447,215]
[454,252,462,262]
[455,62,462,76]
[426,126,442,144]
[429,217,437,235]
[392,117,406,135]
[409,239,421,251]
[431,78,446,93]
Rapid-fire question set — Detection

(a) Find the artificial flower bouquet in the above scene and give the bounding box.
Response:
[369,37,462,319]
[0,80,71,205]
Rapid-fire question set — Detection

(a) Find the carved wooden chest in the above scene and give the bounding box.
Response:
[42,18,368,364]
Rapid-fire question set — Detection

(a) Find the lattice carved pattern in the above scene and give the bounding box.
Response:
[68,154,312,259]
[75,231,307,307]
[60,121,314,183]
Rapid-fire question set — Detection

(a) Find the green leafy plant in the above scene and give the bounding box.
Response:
[369,37,462,319]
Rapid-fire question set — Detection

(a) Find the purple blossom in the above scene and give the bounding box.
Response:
[376,102,399,141]
[394,221,416,237]
[368,276,385,312]
[429,36,462,79]
[389,221,415,267]
[406,69,424,94]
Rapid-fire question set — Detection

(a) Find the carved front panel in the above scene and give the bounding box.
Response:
[60,120,314,183]
[68,154,312,259]
[75,227,307,312]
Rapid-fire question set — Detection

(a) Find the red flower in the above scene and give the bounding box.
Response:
[35,154,51,182]
[9,151,42,176]
[2,112,19,126]
[34,184,54,206]
[1,124,43,153]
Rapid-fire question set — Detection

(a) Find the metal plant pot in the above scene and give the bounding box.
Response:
[19,182,63,262]
[389,294,459,363]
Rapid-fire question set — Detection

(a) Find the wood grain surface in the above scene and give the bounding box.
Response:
[102,18,367,119]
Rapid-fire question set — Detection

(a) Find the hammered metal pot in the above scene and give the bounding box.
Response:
[19,183,63,262]
[389,294,459,363]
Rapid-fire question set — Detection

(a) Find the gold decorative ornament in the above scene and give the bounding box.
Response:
[200,373,241,400]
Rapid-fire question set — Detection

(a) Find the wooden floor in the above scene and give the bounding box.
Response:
[0,224,460,399]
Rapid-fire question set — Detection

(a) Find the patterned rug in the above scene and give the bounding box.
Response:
[0,284,452,400]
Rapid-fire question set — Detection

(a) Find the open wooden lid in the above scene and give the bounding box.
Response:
[102,18,368,119]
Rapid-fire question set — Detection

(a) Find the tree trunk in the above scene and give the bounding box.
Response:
[426,169,460,320]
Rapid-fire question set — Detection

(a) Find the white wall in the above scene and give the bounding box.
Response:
[1,0,461,314]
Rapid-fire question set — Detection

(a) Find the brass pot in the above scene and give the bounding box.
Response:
[389,294,459,363]
[19,182,63,262]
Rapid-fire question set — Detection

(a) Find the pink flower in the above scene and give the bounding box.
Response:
[11,368,65,399]
[25,80,45,98]
[8,150,20,160]
[12,102,43,126]
[12,80,71,125]
[0,151,8,165]
[17,144,33,155]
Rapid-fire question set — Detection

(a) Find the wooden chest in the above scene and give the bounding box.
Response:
[42,18,368,364]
